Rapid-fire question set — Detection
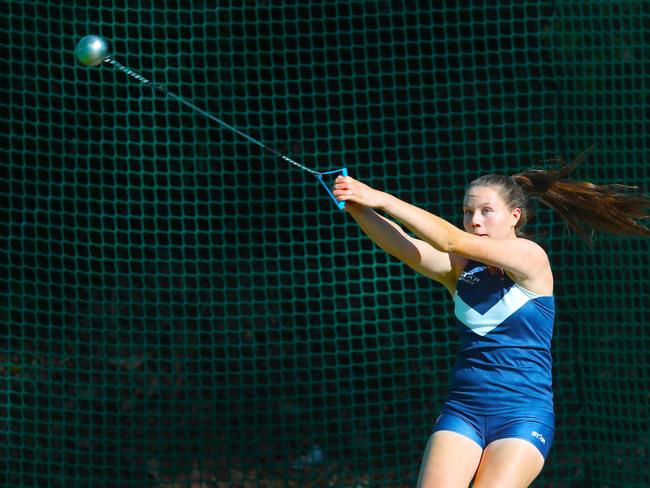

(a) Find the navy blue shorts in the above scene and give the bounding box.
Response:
[432,405,555,460]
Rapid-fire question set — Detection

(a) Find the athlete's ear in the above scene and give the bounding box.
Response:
[511,207,522,228]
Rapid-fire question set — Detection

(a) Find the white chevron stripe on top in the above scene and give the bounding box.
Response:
[453,284,544,336]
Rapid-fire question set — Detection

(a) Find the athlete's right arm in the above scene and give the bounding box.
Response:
[345,203,456,292]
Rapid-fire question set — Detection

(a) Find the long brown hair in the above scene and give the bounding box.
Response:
[467,150,650,244]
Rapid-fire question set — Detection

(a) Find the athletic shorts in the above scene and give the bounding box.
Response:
[432,404,555,460]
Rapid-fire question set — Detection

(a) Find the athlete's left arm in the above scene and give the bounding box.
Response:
[378,193,549,283]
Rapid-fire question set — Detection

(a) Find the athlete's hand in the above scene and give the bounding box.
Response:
[332,175,387,209]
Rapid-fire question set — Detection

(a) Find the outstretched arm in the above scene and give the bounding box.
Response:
[342,202,457,291]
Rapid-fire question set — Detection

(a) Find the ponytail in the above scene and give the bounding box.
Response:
[512,150,650,244]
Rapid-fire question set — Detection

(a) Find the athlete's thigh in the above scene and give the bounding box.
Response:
[472,438,545,488]
[417,431,483,488]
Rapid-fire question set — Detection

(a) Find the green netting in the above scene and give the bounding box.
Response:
[3,1,650,486]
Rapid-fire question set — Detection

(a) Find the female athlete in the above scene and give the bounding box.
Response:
[332,158,650,487]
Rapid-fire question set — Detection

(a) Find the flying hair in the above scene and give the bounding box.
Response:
[467,149,650,244]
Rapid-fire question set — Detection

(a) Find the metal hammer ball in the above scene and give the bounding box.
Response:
[75,35,109,66]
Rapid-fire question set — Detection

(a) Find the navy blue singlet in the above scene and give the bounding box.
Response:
[446,259,555,415]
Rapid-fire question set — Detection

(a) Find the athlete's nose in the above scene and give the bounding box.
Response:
[464,210,483,233]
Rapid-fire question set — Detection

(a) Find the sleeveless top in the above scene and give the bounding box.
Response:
[445,259,555,414]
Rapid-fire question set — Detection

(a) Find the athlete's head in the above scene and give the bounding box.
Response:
[463,175,526,239]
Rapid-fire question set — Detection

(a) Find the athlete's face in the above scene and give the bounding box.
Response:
[462,185,521,239]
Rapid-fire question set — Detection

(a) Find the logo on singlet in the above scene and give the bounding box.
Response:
[458,265,484,285]
[531,431,546,444]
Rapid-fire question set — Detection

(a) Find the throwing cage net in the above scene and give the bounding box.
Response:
[3,1,649,486]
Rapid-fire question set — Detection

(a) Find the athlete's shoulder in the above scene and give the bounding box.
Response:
[517,236,549,254]
[508,238,553,295]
